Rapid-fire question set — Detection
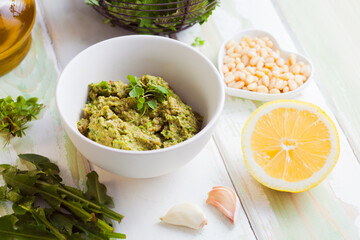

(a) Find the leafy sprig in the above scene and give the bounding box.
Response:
[191,37,205,47]
[127,75,171,117]
[0,154,126,239]
[0,96,43,145]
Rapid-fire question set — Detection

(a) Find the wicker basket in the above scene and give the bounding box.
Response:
[88,0,219,35]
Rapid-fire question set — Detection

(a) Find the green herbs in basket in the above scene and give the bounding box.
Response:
[85,0,219,34]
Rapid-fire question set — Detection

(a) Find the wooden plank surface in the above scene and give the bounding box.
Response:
[0,0,359,239]
[273,0,360,162]
[0,1,257,239]
[175,0,360,239]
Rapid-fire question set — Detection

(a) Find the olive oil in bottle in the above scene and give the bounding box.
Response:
[0,0,36,76]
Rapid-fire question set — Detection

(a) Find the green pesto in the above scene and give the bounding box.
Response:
[78,75,203,151]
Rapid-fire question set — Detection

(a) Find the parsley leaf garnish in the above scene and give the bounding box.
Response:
[191,37,205,47]
[127,75,171,117]
[0,96,43,145]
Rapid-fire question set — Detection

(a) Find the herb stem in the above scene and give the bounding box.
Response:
[18,204,67,240]
[2,177,114,233]
[36,180,124,222]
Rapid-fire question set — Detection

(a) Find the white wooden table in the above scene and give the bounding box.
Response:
[1,0,360,239]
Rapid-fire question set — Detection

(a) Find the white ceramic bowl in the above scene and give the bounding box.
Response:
[56,35,224,178]
[217,29,313,101]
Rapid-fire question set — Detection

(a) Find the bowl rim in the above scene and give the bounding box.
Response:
[217,28,314,101]
[56,35,225,155]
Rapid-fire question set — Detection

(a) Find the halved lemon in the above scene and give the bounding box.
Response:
[242,100,340,192]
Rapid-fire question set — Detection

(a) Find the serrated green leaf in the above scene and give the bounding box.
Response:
[85,172,114,208]
[38,184,62,210]
[0,215,58,240]
[7,188,22,203]
[18,154,60,173]
[12,196,35,215]
[0,185,7,200]
[49,212,74,235]
[1,166,39,195]
[15,211,37,225]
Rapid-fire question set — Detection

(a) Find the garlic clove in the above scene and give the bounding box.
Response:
[206,186,237,224]
[160,203,208,230]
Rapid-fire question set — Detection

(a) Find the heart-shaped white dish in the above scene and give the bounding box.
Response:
[217,29,313,101]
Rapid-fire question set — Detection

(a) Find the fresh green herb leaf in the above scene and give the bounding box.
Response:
[6,188,23,203]
[0,214,59,240]
[103,18,111,24]
[18,154,60,174]
[0,96,43,145]
[85,0,100,6]
[192,37,205,47]
[127,75,171,117]
[0,154,126,239]
[127,75,140,87]
[0,185,7,200]
[98,81,110,90]
[85,172,114,208]
[147,99,157,109]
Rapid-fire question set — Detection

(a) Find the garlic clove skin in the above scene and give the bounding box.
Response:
[206,186,237,224]
[160,203,208,230]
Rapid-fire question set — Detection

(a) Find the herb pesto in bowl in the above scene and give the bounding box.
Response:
[56,35,224,178]
[77,75,203,151]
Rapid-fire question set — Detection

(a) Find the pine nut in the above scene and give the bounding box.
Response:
[301,65,311,77]
[288,79,298,91]
[256,85,269,93]
[289,53,297,65]
[227,62,236,70]
[270,88,280,94]
[228,80,245,89]
[255,71,265,78]
[276,58,285,67]
[222,65,229,74]
[247,82,258,90]
[261,75,270,86]
[241,55,249,65]
[275,79,284,90]
[226,40,237,50]
[224,74,235,84]
[222,36,311,93]
[250,56,260,66]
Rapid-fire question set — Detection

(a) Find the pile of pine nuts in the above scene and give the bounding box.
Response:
[222,36,311,94]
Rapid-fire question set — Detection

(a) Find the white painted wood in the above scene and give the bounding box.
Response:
[36,0,257,239]
[93,139,255,240]
[33,0,360,239]
[175,0,360,239]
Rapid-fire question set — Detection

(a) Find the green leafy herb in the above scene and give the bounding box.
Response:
[127,75,171,117]
[0,154,126,239]
[0,96,43,145]
[191,37,205,47]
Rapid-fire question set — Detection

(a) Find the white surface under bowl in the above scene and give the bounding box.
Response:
[217,29,313,101]
[56,35,224,178]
